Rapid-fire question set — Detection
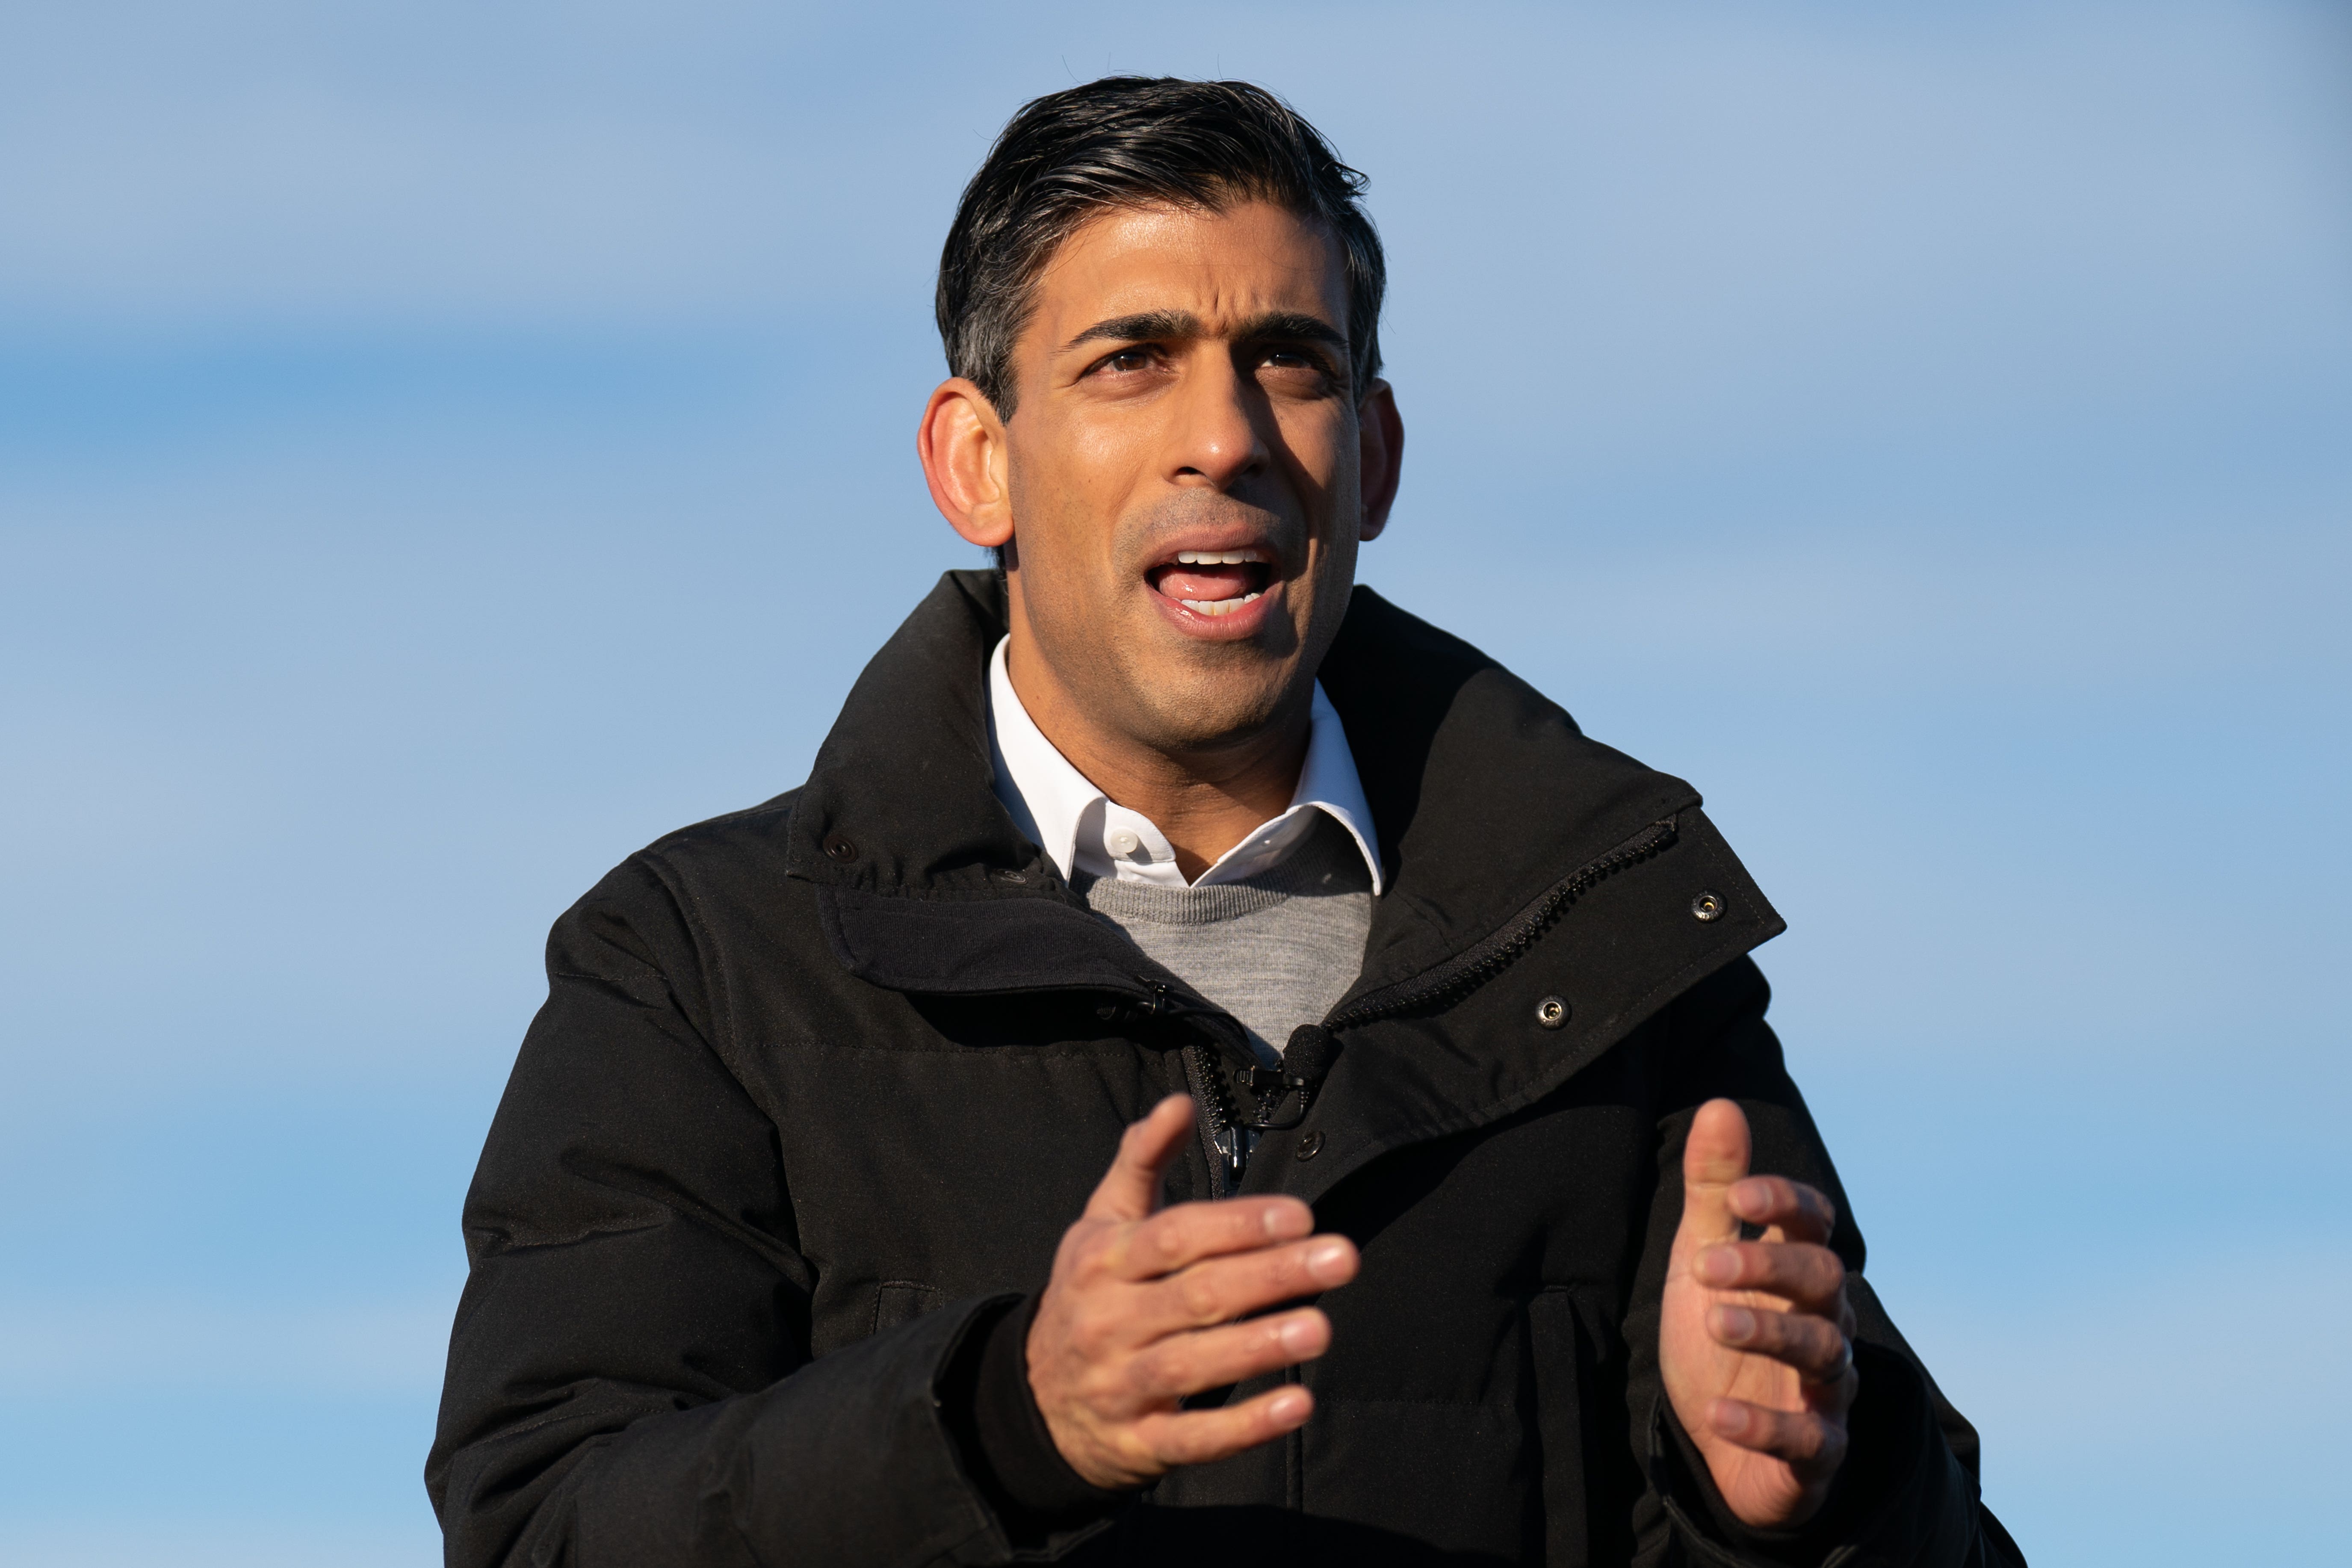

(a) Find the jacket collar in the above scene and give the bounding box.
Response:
[787,570,1735,1009]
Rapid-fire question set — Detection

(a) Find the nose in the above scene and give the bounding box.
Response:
[1166,348,1269,491]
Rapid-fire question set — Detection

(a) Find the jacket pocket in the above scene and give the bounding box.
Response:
[1527,1288,1636,1568]
[869,1279,948,1337]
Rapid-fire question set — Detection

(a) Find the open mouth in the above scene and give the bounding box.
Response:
[1145,548,1276,618]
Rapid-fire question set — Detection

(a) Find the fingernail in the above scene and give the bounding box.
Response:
[1278,1315,1321,1354]
[1269,1390,1310,1424]
[1713,1400,1749,1438]
[1306,1240,1351,1282]
[1263,1203,1307,1238]
[1731,1178,1767,1214]
[1715,1305,1756,1344]
[1696,1246,1740,1285]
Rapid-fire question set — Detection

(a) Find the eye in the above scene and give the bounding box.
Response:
[1251,345,1337,388]
[1098,347,1157,375]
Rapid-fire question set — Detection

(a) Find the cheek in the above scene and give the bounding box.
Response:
[1008,436,1135,609]
[1013,416,1143,531]
[1272,405,1355,499]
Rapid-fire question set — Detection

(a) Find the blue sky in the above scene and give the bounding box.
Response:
[2,3,2346,1563]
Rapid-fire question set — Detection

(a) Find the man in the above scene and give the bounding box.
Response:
[428,78,2021,1567]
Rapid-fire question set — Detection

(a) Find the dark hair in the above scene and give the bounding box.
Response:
[936,77,1385,419]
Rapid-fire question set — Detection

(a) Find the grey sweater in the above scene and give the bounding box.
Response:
[1075,812,1373,1066]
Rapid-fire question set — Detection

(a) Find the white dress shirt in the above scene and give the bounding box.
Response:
[986,635,1383,893]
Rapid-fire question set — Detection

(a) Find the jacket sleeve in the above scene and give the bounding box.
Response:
[1617,956,2028,1568]
[424,856,1027,1568]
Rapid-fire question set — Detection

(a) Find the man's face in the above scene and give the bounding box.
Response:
[996,200,1392,756]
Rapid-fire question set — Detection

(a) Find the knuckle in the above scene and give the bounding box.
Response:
[1073,1228,1117,1276]
[1161,1335,1213,1391]
[1818,1421,1850,1468]
[1176,1268,1225,1324]
[1089,1356,1144,1410]
[1069,1367,1118,1417]
[1135,1217,1178,1270]
[1069,1304,1116,1358]
[1276,1242,1324,1293]
[1113,1423,1164,1471]
[1127,1342,1180,1398]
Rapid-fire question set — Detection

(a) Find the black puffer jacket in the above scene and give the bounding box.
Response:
[428,571,2021,1568]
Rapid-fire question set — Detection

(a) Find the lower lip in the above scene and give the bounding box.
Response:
[1147,575,1284,641]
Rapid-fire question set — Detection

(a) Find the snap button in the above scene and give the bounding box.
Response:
[822,835,859,862]
[1690,891,1724,922]
[1535,995,1569,1029]
[1107,827,1143,856]
[993,869,1030,886]
[1294,1131,1324,1161]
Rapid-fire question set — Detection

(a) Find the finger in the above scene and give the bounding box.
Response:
[1678,1099,1751,1250]
[1708,1304,1855,1391]
[1690,1240,1847,1315]
[1104,1196,1315,1281]
[1132,1384,1315,1469]
[1705,1397,1849,1479]
[1125,1308,1332,1402]
[1728,1176,1837,1245]
[1143,1234,1360,1332]
[1083,1096,1197,1223]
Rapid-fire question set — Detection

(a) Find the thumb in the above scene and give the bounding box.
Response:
[1083,1095,1195,1222]
[1677,1098,1752,1249]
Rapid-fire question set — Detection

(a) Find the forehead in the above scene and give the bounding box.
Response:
[1024,201,1347,345]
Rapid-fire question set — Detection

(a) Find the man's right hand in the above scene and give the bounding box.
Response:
[1027,1094,1359,1490]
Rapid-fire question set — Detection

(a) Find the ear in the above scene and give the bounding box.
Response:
[917,378,1013,548]
[1355,379,1404,542]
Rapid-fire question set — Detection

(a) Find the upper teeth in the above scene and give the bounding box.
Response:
[1174,549,1268,565]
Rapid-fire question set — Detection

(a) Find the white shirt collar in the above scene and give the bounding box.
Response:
[987,635,1383,894]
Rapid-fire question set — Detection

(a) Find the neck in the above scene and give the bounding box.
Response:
[1004,629,1309,882]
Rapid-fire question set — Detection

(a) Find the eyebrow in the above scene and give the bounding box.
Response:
[1063,308,1350,357]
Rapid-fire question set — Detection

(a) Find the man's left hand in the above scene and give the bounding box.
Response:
[1660,1098,1859,1530]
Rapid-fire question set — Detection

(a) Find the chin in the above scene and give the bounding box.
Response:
[1123,659,1299,754]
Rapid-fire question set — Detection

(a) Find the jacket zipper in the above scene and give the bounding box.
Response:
[1185,1042,1245,1196]
[1323,816,1679,1031]
[1157,980,1244,1197]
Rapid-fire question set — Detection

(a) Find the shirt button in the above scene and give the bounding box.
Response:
[1295,1131,1324,1161]
[1107,828,1142,856]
